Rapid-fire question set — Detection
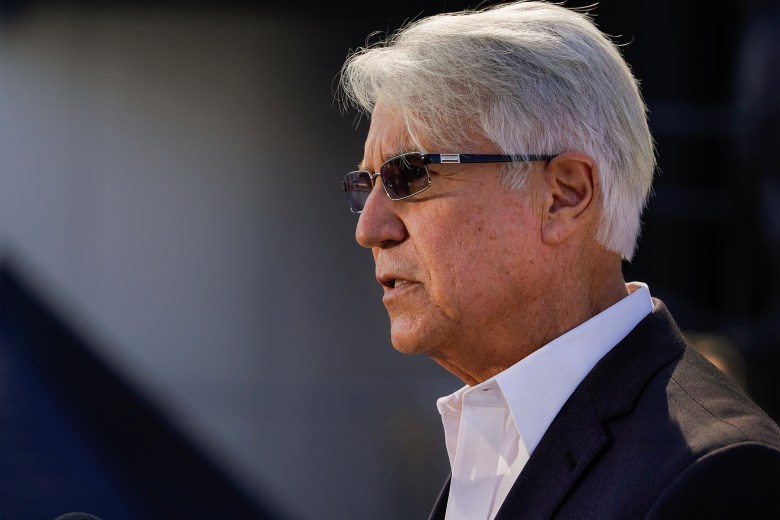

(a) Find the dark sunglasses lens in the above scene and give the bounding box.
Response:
[381,153,430,199]
[343,171,372,212]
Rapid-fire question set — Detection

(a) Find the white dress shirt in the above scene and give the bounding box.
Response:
[437,282,654,520]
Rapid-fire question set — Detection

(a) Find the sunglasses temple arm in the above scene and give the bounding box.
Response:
[425,154,555,164]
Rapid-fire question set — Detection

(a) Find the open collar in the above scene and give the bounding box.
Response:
[493,300,687,520]
[494,283,653,459]
[430,300,688,520]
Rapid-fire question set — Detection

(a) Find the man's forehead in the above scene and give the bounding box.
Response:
[360,107,419,170]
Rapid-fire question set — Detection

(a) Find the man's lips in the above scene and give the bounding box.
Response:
[377,275,416,291]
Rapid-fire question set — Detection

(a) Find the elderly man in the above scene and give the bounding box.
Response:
[338,1,780,519]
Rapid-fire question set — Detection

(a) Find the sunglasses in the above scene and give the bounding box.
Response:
[342,152,556,213]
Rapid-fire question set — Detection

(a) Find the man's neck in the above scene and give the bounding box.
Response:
[430,253,628,386]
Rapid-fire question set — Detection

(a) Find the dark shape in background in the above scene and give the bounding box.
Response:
[1,261,287,519]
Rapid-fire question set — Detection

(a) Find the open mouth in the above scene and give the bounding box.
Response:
[379,277,413,289]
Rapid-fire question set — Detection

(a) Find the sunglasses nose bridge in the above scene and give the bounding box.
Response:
[367,172,391,201]
[357,172,398,216]
[371,170,404,202]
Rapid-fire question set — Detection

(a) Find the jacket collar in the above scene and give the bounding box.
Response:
[494,300,685,520]
[429,300,686,520]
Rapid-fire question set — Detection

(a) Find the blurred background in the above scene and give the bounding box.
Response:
[0,0,777,519]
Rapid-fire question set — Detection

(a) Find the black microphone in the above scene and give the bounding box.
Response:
[54,513,102,520]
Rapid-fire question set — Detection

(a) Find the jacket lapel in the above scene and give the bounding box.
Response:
[428,389,607,520]
[429,300,686,520]
[494,382,607,520]
[497,300,685,519]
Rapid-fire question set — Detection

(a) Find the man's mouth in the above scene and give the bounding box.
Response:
[378,276,413,290]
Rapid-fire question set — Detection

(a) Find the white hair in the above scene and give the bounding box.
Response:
[339,0,656,260]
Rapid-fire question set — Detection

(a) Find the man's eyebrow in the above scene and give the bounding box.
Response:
[359,148,421,171]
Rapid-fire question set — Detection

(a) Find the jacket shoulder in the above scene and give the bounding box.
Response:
[647,441,780,519]
[663,344,780,450]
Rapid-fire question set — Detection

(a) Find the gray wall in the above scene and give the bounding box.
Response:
[0,5,459,519]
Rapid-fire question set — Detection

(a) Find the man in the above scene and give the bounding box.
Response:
[338,1,780,519]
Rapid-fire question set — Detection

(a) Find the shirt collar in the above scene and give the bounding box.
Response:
[437,282,653,457]
[495,282,653,455]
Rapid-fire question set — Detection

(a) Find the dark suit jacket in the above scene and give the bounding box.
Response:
[428,300,780,519]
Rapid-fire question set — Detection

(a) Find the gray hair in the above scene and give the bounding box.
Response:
[338,0,656,260]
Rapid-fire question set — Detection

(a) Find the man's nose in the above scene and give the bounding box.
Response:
[355,183,407,249]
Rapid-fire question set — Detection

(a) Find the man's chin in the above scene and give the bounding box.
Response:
[387,311,455,356]
[389,324,431,356]
[389,336,429,355]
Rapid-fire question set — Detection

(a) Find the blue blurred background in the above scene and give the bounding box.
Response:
[1,1,777,519]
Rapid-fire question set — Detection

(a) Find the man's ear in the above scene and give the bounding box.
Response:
[540,152,597,245]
